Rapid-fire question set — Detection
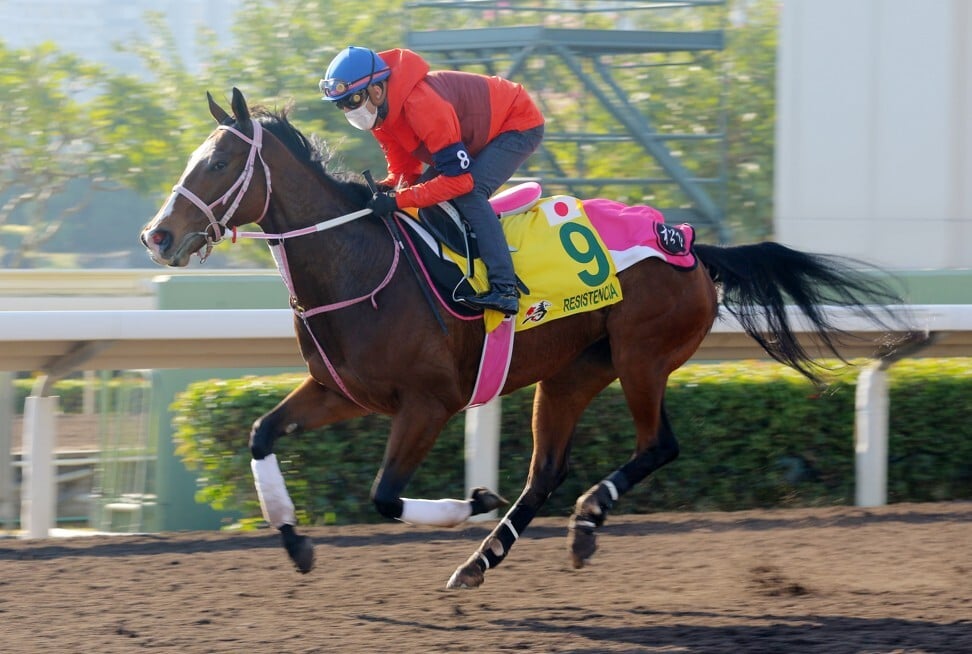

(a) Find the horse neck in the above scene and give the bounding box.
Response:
[257,136,359,232]
[256,139,392,308]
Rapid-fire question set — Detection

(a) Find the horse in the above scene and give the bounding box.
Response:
[140,88,914,589]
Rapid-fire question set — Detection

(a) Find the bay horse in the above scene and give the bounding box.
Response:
[140,88,912,589]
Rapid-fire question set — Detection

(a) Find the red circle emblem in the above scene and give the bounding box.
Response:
[554,201,570,217]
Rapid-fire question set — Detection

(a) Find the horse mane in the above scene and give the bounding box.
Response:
[248,105,372,205]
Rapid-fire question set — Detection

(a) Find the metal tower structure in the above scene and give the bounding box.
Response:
[404,0,730,241]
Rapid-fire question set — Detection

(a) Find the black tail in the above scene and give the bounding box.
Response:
[694,241,915,383]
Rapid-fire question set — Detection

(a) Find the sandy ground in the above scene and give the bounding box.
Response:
[0,501,969,653]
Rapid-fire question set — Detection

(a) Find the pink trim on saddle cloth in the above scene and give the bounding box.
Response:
[582,199,697,272]
[464,316,515,409]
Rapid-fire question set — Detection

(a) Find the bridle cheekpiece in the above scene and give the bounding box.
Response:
[170,120,272,260]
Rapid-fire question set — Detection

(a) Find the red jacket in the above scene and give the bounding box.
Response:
[374,48,544,209]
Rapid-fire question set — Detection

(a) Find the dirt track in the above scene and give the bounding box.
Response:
[1,502,969,653]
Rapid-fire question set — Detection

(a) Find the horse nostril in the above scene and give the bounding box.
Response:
[147,229,172,252]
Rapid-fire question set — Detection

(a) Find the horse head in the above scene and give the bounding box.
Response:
[140,88,272,266]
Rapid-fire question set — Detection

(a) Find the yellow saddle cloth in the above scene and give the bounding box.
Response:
[442,195,623,333]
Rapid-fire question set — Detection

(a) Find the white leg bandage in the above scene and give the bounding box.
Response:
[400,498,473,527]
[251,454,296,528]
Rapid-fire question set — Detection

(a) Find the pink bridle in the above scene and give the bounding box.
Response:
[171,120,272,259]
[171,117,399,410]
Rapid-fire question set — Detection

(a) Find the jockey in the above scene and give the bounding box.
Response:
[319,46,545,316]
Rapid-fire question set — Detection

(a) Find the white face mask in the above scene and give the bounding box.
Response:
[345,97,378,131]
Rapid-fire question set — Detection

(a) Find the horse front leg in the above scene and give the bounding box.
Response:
[249,375,369,573]
[448,349,615,589]
[368,399,507,528]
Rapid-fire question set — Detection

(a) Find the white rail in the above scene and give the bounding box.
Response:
[2,305,970,537]
[0,268,271,310]
[2,305,970,372]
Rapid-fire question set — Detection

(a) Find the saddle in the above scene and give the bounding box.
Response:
[416,182,542,267]
[396,182,543,316]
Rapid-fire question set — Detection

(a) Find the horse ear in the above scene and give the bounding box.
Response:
[231,87,250,123]
[208,91,231,124]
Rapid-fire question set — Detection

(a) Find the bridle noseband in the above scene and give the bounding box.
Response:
[171,120,272,260]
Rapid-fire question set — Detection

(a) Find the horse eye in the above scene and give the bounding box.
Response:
[210,160,227,172]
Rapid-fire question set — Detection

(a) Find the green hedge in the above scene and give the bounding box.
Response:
[170,359,972,526]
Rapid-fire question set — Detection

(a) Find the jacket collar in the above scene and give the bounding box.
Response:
[375,48,429,128]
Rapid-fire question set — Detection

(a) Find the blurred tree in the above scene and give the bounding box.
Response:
[0,42,110,266]
[396,0,777,242]
[722,0,778,241]
[126,0,409,266]
[101,12,212,195]
[207,0,407,178]
[0,0,779,267]
[0,29,212,267]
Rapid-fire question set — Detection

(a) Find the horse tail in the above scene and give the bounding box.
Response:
[693,241,913,383]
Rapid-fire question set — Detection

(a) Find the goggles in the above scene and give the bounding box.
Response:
[319,75,372,99]
[332,89,368,110]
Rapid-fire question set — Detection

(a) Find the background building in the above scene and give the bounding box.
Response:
[775,0,972,270]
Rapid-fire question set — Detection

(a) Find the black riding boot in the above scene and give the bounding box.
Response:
[460,282,520,315]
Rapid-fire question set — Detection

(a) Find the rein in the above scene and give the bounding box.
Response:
[230,207,373,242]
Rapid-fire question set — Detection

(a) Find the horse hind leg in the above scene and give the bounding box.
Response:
[568,397,678,569]
[566,262,715,568]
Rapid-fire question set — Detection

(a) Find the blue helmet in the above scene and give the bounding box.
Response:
[319,46,391,102]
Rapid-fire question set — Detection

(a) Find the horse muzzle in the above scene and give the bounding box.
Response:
[140,227,207,267]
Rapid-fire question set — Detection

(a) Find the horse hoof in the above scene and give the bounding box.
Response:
[567,519,598,569]
[285,535,315,574]
[280,525,315,574]
[470,487,508,514]
[293,535,315,573]
[446,562,484,589]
